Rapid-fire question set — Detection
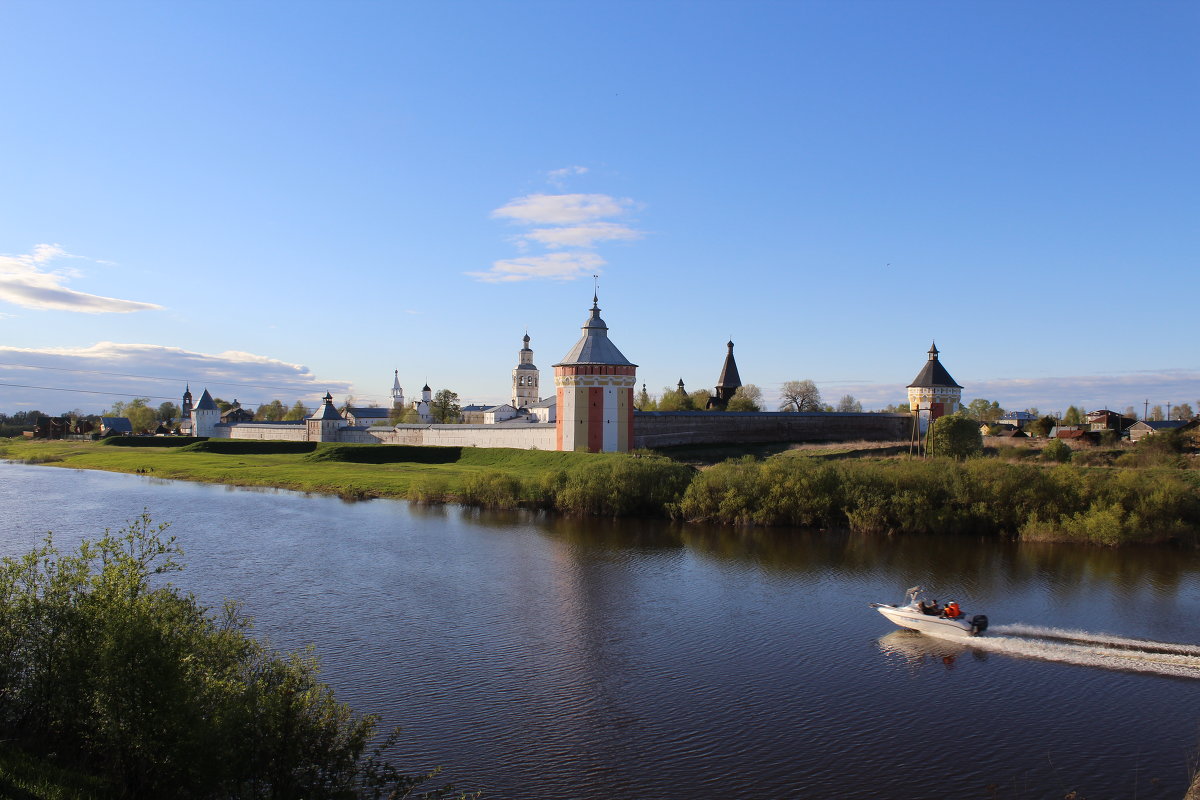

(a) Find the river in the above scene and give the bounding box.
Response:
[2,462,1198,799]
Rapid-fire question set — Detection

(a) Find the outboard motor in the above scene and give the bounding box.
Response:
[970,614,989,635]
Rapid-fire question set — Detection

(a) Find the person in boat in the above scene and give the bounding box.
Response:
[920,599,941,616]
[942,601,962,619]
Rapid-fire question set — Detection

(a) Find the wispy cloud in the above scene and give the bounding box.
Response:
[522,222,643,249]
[491,193,633,225]
[547,165,589,187]
[0,244,162,314]
[0,342,352,413]
[467,252,605,283]
[475,185,643,283]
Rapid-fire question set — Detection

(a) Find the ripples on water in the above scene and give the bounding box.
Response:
[2,463,1200,799]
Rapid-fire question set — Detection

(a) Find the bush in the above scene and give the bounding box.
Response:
[305,444,462,465]
[1041,438,1072,463]
[928,414,983,460]
[0,514,469,799]
[555,456,695,517]
[181,440,318,455]
[102,436,206,448]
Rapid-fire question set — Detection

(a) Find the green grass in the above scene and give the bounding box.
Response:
[0,438,621,501]
[0,746,107,800]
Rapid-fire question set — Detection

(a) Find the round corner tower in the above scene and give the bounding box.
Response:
[906,341,962,422]
[554,295,637,452]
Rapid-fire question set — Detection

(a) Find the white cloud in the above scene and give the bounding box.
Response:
[467,252,605,283]
[491,193,633,226]
[521,222,643,249]
[0,244,163,313]
[547,165,589,187]
[0,342,352,413]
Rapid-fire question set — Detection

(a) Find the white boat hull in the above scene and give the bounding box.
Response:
[875,604,980,639]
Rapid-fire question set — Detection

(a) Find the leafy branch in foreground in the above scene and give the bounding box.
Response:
[0,511,475,799]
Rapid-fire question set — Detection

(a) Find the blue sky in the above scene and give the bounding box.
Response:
[1,1,1196,417]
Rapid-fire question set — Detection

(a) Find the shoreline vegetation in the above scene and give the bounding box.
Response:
[2,435,1198,548]
[0,512,475,800]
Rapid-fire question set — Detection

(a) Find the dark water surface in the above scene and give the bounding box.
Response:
[3,462,1199,799]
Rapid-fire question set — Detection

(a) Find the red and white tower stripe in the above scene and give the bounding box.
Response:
[554,295,637,452]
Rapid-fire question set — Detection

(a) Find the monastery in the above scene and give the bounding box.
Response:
[177,294,933,452]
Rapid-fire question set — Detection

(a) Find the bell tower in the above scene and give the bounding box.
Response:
[512,333,540,409]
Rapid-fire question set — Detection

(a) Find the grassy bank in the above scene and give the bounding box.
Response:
[3,438,1199,545]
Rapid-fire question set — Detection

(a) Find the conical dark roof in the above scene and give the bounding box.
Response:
[715,340,742,390]
[907,341,962,388]
[194,389,218,411]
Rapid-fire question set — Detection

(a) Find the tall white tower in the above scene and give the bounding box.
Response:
[191,388,221,437]
[512,333,540,409]
[391,370,405,410]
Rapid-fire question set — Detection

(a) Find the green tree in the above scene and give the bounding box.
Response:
[397,406,423,424]
[928,413,983,459]
[778,379,821,412]
[1172,402,1194,420]
[725,384,763,412]
[835,394,863,413]
[1030,415,1057,438]
[256,399,287,421]
[0,514,472,799]
[634,385,656,411]
[1062,405,1084,425]
[283,401,310,421]
[430,389,461,423]
[657,385,694,412]
[1150,405,1164,421]
[689,389,712,409]
[882,402,911,413]
[156,401,180,423]
[966,398,1005,423]
[107,397,155,433]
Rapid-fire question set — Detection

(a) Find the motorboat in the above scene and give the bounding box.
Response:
[871,586,988,639]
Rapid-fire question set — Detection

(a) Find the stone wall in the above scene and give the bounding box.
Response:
[633,411,910,449]
[343,424,558,449]
[215,422,306,440]
[220,414,907,451]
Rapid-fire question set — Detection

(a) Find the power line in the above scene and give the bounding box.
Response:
[0,382,180,401]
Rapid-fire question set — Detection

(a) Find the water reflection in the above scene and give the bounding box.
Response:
[877,630,989,673]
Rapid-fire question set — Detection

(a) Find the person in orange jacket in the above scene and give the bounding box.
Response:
[943,601,962,619]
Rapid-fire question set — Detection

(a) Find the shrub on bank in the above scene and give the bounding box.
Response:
[181,439,318,455]
[306,444,462,465]
[102,436,206,448]
[676,455,1200,545]
[554,456,696,517]
[1041,438,1072,463]
[0,514,469,799]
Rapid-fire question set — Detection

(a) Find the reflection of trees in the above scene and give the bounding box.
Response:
[458,506,1196,609]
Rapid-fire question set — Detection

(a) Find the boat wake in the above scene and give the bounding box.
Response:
[968,624,1200,679]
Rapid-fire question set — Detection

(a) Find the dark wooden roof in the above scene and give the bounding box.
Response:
[715,340,742,390]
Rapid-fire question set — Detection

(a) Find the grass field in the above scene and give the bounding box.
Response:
[0,438,624,500]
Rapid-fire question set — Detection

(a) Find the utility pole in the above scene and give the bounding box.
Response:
[1144,399,1149,420]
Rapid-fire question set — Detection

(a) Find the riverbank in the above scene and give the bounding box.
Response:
[3,438,1199,546]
